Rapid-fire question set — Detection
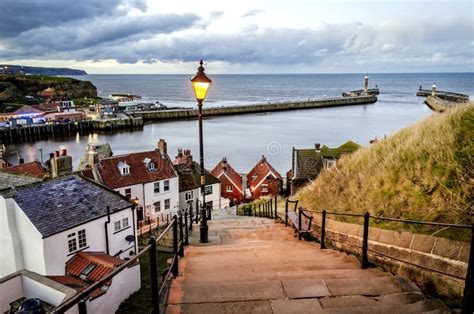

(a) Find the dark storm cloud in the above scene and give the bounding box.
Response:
[0,0,147,37]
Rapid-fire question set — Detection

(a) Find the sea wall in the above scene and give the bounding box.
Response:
[425,96,448,112]
[307,216,469,300]
[139,95,377,121]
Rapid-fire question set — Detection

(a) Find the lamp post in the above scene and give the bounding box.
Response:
[191,60,212,243]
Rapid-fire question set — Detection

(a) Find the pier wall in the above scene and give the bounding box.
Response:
[139,95,377,121]
[0,117,143,144]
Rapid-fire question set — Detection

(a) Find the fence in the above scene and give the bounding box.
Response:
[236,196,278,219]
[280,199,474,313]
[52,207,196,314]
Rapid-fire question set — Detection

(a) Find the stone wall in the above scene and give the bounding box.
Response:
[307,216,470,300]
[140,95,377,121]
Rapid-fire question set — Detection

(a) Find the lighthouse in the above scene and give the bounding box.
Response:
[364,74,369,94]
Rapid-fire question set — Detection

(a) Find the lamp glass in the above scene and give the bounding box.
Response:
[192,81,210,101]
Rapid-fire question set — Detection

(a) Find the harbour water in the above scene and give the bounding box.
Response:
[4,73,473,174]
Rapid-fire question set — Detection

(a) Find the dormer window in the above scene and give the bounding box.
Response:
[144,158,155,171]
[118,161,130,176]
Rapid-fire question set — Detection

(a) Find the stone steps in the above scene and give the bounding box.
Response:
[167,213,448,313]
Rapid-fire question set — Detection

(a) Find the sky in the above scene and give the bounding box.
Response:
[0,0,472,74]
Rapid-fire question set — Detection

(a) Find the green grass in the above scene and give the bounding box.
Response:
[299,104,474,241]
[0,74,74,82]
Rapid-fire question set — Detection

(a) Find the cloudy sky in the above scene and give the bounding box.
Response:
[0,0,472,73]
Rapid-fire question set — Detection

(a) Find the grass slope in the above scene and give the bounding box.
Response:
[299,104,473,239]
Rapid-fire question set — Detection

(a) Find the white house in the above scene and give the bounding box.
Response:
[90,139,180,223]
[0,175,140,313]
[173,149,221,212]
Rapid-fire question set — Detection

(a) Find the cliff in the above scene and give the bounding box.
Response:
[298,104,473,240]
[2,65,87,76]
[0,76,97,102]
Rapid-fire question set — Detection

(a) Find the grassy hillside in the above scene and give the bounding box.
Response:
[299,104,473,239]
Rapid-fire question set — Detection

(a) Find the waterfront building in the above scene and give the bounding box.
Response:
[172,149,221,211]
[0,104,44,124]
[211,157,243,205]
[0,175,140,313]
[246,155,283,200]
[288,141,361,195]
[90,139,179,222]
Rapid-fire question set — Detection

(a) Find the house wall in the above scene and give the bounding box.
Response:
[22,276,67,307]
[87,263,141,314]
[115,177,179,222]
[251,178,282,199]
[0,274,22,312]
[218,175,243,204]
[178,183,221,211]
[0,198,46,276]
[42,207,135,275]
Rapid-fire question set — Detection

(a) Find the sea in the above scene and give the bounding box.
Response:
[5,73,474,174]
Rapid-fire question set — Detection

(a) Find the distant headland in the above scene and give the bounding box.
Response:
[1,64,87,76]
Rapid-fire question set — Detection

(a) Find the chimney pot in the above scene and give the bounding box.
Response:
[55,150,60,158]
[62,149,67,156]
[315,143,321,151]
[19,156,24,164]
[49,153,55,159]
[158,139,167,154]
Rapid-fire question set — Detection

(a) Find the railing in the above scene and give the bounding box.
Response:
[52,207,195,314]
[281,199,474,314]
[236,195,278,219]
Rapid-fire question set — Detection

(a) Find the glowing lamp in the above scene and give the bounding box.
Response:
[190,60,212,103]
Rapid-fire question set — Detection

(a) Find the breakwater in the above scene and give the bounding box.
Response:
[0,117,143,144]
[416,89,469,103]
[139,95,377,121]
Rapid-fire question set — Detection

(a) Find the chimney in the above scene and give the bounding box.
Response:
[18,156,24,164]
[261,155,266,163]
[55,150,60,158]
[183,149,193,163]
[158,139,167,154]
[49,148,73,178]
[222,157,227,172]
[315,143,321,152]
[87,146,99,168]
[61,149,67,156]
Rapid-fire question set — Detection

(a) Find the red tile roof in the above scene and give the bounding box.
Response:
[47,275,105,299]
[97,150,177,189]
[247,156,282,190]
[66,252,125,282]
[2,161,47,177]
[211,158,242,192]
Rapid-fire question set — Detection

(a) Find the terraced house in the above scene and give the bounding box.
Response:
[288,141,361,195]
[89,139,179,223]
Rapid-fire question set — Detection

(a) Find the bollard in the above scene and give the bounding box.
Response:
[178,214,184,257]
[321,210,327,249]
[361,212,370,269]
[148,237,159,313]
[462,224,474,313]
[172,216,179,277]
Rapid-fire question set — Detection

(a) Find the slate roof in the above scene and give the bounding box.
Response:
[10,175,132,238]
[174,161,220,192]
[292,141,360,181]
[247,156,282,190]
[96,150,177,189]
[2,161,47,177]
[211,158,242,191]
[0,172,42,191]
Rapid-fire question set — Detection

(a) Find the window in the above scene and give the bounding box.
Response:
[164,180,170,191]
[122,217,129,228]
[252,175,257,181]
[185,190,194,201]
[154,182,160,194]
[80,264,96,279]
[68,233,77,253]
[122,167,129,175]
[114,221,121,232]
[68,229,87,253]
[226,185,233,192]
[119,162,130,176]
[154,201,161,212]
[164,199,170,210]
[261,184,269,193]
[78,229,87,249]
[124,188,131,199]
[204,185,212,195]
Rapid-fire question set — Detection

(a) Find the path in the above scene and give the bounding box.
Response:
[167,210,447,313]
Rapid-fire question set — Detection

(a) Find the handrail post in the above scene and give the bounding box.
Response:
[148,237,159,313]
[259,203,261,217]
[298,208,302,240]
[189,205,193,231]
[270,200,273,219]
[462,224,474,313]
[178,214,184,257]
[184,211,189,246]
[361,212,370,269]
[274,195,277,219]
[78,299,87,314]
[321,209,327,249]
[253,204,256,217]
[285,200,288,227]
[172,216,179,277]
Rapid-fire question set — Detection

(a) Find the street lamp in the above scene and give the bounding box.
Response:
[191,60,212,243]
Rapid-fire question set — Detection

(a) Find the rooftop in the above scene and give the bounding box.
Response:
[174,161,220,192]
[0,171,42,191]
[9,175,132,238]
[211,158,242,191]
[247,156,282,189]
[2,161,47,177]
